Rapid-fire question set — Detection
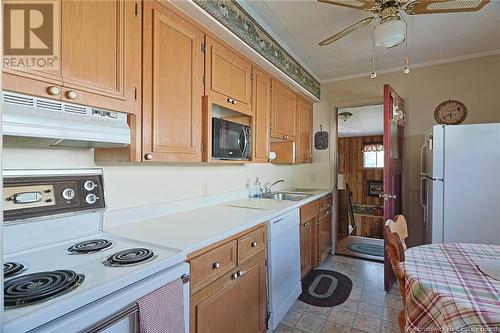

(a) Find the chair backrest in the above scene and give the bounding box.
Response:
[384,218,407,331]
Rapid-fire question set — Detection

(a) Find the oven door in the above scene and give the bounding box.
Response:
[32,263,190,333]
[212,118,249,160]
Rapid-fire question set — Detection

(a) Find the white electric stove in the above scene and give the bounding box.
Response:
[2,169,189,333]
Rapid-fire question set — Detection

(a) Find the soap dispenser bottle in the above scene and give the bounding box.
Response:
[252,177,261,198]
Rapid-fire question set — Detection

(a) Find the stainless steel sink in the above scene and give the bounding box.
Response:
[262,192,312,201]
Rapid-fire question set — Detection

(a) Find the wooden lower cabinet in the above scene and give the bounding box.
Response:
[299,215,315,278]
[299,194,333,277]
[318,208,333,263]
[191,256,266,333]
[189,225,267,333]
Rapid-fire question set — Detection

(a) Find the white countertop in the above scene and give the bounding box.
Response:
[106,189,332,255]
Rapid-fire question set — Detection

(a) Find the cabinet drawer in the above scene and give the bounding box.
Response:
[238,226,266,264]
[300,200,319,222]
[190,240,237,294]
[319,194,332,212]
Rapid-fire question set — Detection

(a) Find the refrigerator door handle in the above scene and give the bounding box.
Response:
[420,177,428,225]
[420,177,428,207]
[420,143,427,176]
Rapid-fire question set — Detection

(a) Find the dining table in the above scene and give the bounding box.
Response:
[404,243,500,332]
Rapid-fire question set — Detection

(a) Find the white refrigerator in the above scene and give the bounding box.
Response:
[420,123,500,245]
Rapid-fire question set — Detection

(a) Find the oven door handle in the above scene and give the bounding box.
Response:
[239,128,248,157]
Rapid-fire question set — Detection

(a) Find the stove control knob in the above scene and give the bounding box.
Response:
[85,193,98,205]
[84,180,97,191]
[62,188,76,201]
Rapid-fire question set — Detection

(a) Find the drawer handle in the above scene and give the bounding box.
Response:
[303,222,309,227]
[144,153,153,161]
[212,262,220,270]
[47,86,60,96]
[66,90,78,100]
[227,98,234,104]
[250,241,257,248]
[231,270,245,280]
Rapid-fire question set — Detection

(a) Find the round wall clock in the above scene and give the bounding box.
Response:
[434,100,467,125]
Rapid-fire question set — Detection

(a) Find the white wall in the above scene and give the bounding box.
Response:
[3,148,302,211]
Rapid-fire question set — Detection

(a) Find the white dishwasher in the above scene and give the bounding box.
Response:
[267,208,302,330]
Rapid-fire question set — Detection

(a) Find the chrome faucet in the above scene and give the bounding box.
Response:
[263,179,285,195]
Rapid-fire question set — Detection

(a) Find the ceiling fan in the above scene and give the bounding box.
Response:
[318,0,490,48]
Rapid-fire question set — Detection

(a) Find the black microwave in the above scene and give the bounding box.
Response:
[212,118,252,160]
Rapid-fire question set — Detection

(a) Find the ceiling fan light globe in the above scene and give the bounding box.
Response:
[404,66,410,74]
[374,18,405,48]
[370,71,377,79]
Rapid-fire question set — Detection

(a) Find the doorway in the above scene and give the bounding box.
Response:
[335,104,385,261]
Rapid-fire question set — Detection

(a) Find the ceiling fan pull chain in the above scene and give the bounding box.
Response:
[370,26,377,79]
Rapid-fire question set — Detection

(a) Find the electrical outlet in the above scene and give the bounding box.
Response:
[310,173,316,182]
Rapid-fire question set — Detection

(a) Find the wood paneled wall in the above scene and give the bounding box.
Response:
[338,135,383,206]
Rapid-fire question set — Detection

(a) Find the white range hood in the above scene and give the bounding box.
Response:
[2,91,131,148]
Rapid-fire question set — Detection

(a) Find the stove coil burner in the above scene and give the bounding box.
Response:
[4,262,26,278]
[4,270,85,308]
[103,248,157,267]
[67,239,113,254]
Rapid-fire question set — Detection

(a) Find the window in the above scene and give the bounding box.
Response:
[363,143,384,168]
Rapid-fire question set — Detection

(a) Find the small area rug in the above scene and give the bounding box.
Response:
[346,242,384,257]
[299,270,352,307]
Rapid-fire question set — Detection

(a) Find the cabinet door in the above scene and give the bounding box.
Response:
[296,98,313,164]
[252,68,271,163]
[142,1,203,162]
[271,80,296,140]
[300,217,315,278]
[206,36,252,115]
[3,0,62,100]
[318,209,333,262]
[61,0,140,114]
[193,260,267,333]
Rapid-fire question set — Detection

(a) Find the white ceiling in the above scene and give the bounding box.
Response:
[338,104,383,137]
[243,0,500,81]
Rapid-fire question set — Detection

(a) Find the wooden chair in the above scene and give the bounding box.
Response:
[384,215,408,332]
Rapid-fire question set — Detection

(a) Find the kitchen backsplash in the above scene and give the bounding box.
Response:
[3,148,329,211]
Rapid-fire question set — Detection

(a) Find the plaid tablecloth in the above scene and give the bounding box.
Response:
[404,243,500,333]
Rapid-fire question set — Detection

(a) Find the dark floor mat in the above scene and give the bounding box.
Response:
[299,269,352,307]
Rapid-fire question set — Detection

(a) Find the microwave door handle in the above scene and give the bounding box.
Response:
[239,129,248,156]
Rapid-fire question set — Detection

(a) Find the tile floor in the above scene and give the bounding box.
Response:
[274,255,402,333]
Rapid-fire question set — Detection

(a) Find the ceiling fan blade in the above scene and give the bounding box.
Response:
[405,0,490,15]
[318,0,380,11]
[319,17,375,46]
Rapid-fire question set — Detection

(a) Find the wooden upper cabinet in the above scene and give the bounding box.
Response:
[271,80,297,141]
[2,0,63,99]
[3,0,140,115]
[206,36,252,115]
[252,68,271,163]
[2,1,139,113]
[60,1,139,113]
[296,98,313,164]
[141,1,204,162]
